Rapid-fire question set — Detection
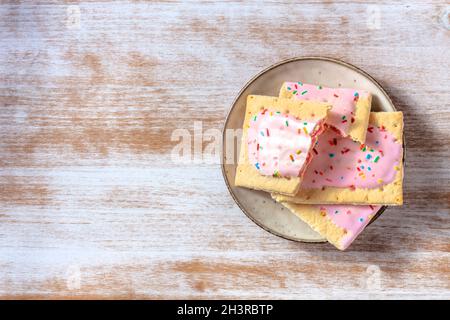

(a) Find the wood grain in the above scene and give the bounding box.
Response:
[0,1,449,299]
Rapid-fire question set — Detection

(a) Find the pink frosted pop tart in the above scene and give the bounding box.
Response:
[279,202,381,250]
[279,82,372,143]
[235,95,331,195]
[273,112,404,205]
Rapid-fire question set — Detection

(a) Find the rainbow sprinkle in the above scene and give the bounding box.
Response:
[301,90,308,95]
[374,156,380,163]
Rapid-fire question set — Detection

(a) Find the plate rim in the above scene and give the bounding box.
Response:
[221,56,398,244]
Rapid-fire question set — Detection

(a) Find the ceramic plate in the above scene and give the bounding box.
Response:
[221,57,397,242]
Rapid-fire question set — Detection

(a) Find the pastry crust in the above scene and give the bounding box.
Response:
[234,95,331,195]
[348,94,371,144]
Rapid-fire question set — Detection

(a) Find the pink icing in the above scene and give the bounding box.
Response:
[247,109,323,177]
[317,204,381,249]
[301,125,402,188]
[285,82,369,136]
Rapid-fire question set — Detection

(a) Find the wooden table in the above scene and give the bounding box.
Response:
[0,1,449,299]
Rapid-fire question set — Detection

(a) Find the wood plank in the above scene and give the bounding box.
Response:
[0,1,449,299]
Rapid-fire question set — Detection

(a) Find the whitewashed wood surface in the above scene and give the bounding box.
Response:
[0,1,449,299]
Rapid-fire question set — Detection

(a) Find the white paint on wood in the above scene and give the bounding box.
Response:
[0,0,449,299]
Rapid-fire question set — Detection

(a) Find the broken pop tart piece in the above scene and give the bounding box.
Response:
[235,95,331,195]
[279,82,372,143]
[272,112,404,204]
[278,202,381,250]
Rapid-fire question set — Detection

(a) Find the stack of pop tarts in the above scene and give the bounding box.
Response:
[235,82,404,250]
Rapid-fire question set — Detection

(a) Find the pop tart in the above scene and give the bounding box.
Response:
[279,82,372,143]
[272,112,404,204]
[235,95,331,195]
[279,202,382,250]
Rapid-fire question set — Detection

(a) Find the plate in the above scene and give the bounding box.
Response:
[221,57,397,243]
